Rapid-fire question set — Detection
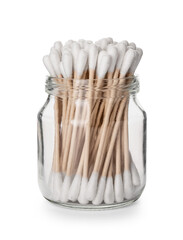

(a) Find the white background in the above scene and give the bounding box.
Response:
[0,0,182,239]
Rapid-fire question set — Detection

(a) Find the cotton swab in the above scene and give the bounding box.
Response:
[86,54,111,201]
[77,44,98,204]
[114,131,124,202]
[61,50,88,203]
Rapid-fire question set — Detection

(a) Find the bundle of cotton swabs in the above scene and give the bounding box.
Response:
[43,37,143,205]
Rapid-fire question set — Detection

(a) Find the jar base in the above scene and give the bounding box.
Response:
[44,194,141,210]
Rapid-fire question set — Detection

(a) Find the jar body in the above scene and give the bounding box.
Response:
[37,78,146,209]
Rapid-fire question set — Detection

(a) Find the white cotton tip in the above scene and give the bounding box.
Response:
[107,37,113,44]
[116,43,127,70]
[76,49,88,78]
[114,174,124,203]
[78,39,85,48]
[60,175,72,203]
[89,44,98,70]
[62,52,73,78]
[104,176,114,204]
[131,160,141,186]
[98,54,111,79]
[100,39,108,50]
[48,172,62,201]
[84,42,90,53]
[64,40,73,48]
[92,176,106,205]
[96,50,107,74]
[107,46,118,73]
[62,47,71,55]
[59,62,67,78]
[120,40,129,46]
[68,174,82,202]
[129,50,139,74]
[54,41,63,57]
[120,49,136,77]
[129,48,143,74]
[136,48,143,66]
[71,42,80,70]
[129,42,136,49]
[123,169,134,200]
[49,48,61,76]
[78,177,89,204]
[43,55,56,77]
[86,172,99,201]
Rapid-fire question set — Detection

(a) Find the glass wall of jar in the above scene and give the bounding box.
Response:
[37,76,146,209]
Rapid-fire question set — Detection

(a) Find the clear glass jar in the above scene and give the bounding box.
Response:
[37,76,146,210]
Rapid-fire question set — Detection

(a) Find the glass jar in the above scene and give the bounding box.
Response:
[37,76,146,210]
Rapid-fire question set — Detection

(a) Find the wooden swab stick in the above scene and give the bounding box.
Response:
[114,130,124,202]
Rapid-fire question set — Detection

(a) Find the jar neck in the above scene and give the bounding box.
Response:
[45,76,139,99]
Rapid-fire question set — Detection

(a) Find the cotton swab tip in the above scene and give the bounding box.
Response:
[68,174,82,202]
[60,175,72,203]
[78,177,89,204]
[86,172,99,201]
[92,176,106,205]
[114,174,124,202]
[123,170,134,200]
[104,176,114,204]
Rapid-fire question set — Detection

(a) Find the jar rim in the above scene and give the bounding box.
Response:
[45,75,139,98]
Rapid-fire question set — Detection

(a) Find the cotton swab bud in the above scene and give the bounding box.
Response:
[78,177,89,204]
[98,54,111,79]
[115,43,127,71]
[68,174,82,202]
[123,170,134,200]
[89,44,98,70]
[107,37,113,44]
[71,42,81,71]
[129,48,143,75]
[136,48,143,66]
[86,172,99,201]
[92,176,106,205]
[100,39,108,50]
[129,50,139,74]
[104,176,114,204]
[64,39,73,48]
[62,52,73,78]
[43,55,56,77]
[48,172,63,201]
[120,49,136,77]
[129,42,136,49]
[120,40,129,46]
[49,48,61,76]
[76,49,88,78]
[78,39,85,48]
[96,50,107,73]
[107,46,118,73]
[54,41,63,57]
[114,174,124,202]
[60,175,72,203]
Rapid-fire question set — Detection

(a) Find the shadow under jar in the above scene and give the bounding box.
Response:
[37,76,146,210]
